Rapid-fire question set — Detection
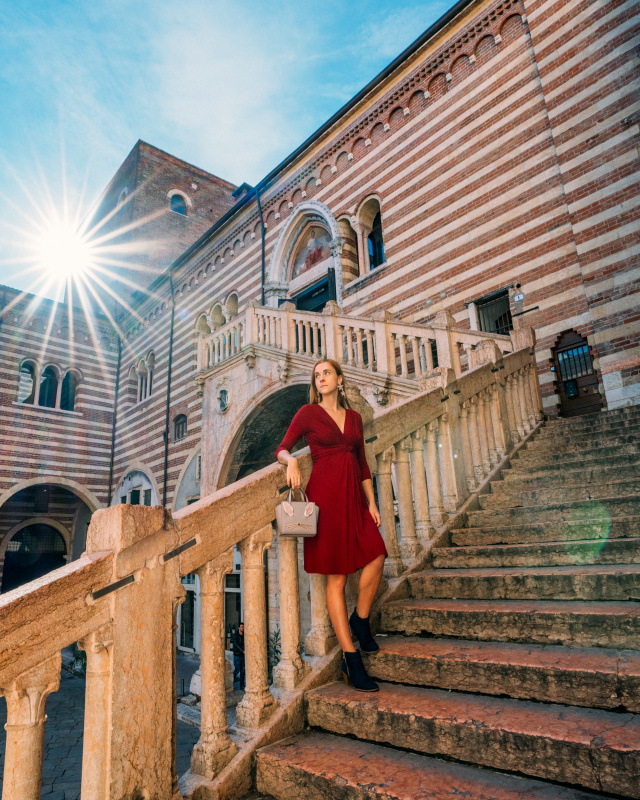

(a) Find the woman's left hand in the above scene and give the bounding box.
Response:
[368,502,381,526]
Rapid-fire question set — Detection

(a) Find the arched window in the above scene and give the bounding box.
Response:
[137,362,148,403]
[18,361,37,404]
[126,366,138,406]
[174,414,188,442]
[38,366,58,408]
[171,194,187,215]
[146,352,155,398]
[60,370,78,411]
[368,212,385,269]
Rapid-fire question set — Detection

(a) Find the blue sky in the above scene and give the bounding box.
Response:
[0,0,449,296]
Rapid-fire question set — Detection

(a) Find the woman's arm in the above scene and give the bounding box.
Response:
[275,407,308,489]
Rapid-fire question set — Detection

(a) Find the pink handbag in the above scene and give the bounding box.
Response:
[275,487,319,537]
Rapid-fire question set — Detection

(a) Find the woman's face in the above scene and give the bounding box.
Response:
[314,362,341,396]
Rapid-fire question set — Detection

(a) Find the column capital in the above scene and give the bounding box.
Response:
[237,524,273,566]
[78,622,114,657]
[197,548,234,593]
[3,653,61,728]
[376,446,396,473]
[411,426,427,446]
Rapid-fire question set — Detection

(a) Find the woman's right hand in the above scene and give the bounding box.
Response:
[287,456,302,489]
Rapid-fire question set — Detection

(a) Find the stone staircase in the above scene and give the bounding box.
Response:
[256,407,640,799]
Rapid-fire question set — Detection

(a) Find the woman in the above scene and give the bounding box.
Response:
[275,358,387,691]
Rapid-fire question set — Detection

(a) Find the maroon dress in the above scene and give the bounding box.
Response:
[275,403,388,575]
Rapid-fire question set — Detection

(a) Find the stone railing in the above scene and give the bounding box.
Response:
[0,328,541,800]
[197,301,514,380]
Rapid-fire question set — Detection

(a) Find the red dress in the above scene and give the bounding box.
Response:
[275,403,388,575]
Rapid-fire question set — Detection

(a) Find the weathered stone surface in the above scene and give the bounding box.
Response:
[432,537,640,569]
[478,479,640,509]
[514,442,640,467]
[306,682,640,797]
[523,432,640,456]
[499,463,640,490]
[381,598,640,649]
[504,451,640,474]
[466,495,640,527]
[451,516,640,546]
[257,732,617,800]
[363,636,640,711]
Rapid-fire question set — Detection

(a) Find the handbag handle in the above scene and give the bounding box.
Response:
[287,486,309,504]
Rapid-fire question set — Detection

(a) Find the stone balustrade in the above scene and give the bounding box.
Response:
[0,328,540,800]
[197,302,514,381]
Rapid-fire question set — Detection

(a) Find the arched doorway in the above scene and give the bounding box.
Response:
[221,385,310,487]
[1,523,67,593]
[552,330,603,417]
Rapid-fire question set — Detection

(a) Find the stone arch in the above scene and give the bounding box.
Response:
[475,34,497,65]
[267,200,341,286]
[171,444,203,512]
[215,382,311,488]
[111,462,161,507]
[224,292,239,318]
[335,151,350,173]
[451,55,472,82]
[0,517,71,562]
[387,106,404,131]
[0,519,70,593]
[351,138,367,159]
[408,90,426,113]
[210,303,227,328]
[500,14,524,43]
[195,313,211,335]
[320,164,333,184]
[0,477,102,515]
[369,122,385,146]
[167,188,193,208]
[428,73,447,101]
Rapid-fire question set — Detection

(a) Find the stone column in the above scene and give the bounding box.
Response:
[78,625,113,800]
[191,550,238,779]
[483,391,499,466]
[375,447,404,577]
[515,371,530,435]
[304,573,338,655]
[394,437,423,560]
[475,391,492,474]
[171,590,186,800]
[273,536,310,689]
[505,375,520,442]
[2,653,61,800]
[236,525,279,729]
[467,399,485,483]
[528,363,543,421]
[436,414,459,513]
[459,403,477,491]
[409,428,433,541]
[489,387,507,459]
[425,421,447,526]
[523,366,538,428]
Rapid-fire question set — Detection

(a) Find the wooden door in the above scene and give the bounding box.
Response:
[552,331,602,417]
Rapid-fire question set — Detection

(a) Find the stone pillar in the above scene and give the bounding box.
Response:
[375,447,404,577]
[78,626,113,800]
[425,421,447,526]
[2,653,61,800]
[459,403,477,490]
[191,550,238,779]
[467,399,485,483]
[304,573,338,655]
[394,437,423,560]
[483,392,499,466]
[475,391,492,474]
[273,536,310,689]
[523,366,538,428]
[171,590,186,800]
[236,525,279,729]
[489,387,507,459]
[436,413,459,513]
[528,363,543,421]
[409,428,433,541]
[505,375,521,442]
[514,371,529,435]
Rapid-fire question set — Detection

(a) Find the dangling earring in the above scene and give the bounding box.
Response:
[338,383,346,396]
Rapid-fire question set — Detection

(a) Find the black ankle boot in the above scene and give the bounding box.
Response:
[341,650,379,692]
[349,609,379,653]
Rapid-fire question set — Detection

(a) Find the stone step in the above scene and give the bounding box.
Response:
[524,431,640,455]
[466,495,640,528]
[256,731,620,800]
[363,636,640,711]
[432,537,640,569]
[479,479,640,510]
[544,407,640,433]
[506,451,640,475]
[513,441,640,466]
[499,462,640,490]
[407,563,640,601]
[452,515,640,546]
[305,682,640,797]
[380,597,640,649]
[537,419,640,441]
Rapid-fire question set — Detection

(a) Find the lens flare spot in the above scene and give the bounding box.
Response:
[36,222,95,280]
[563,500,612,563]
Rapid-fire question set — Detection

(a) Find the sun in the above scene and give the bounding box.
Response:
[36,221,95,280]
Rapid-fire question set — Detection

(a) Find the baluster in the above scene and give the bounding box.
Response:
[2,654,61,800]
[409,427,433,541]
[337,325,346,363]
[366,330,375,370]
[504,375,520,442]
[510,373,526,438]
[78,625,113,800]
[192,550,238,777]
[475,391,492,474]
[459,402,477,490]
[425,421,447,525]
[395,437,423,560]
[467,398,485,483]
[270,315,276,346]
[304,574,338,655]
[375,447,404,576]
[273,537,310,689]
[517,370,532,434]
[399,334,409,377]
[304,321,311,355]
[483,391,499,466]
[295,320,302,354]
[437,413,459,512]
[490,386,507,459]
[523,366,537,428]
[411,336,422,377]
[424,337,434,372]
[236,525,279,728]
[528,363,543,421]
[355,328,365,369]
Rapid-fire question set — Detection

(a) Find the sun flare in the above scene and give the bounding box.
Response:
[36,221,95,280]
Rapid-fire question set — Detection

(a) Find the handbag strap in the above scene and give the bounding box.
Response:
[287,486,309,504]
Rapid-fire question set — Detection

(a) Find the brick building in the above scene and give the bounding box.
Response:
[1,0,638,652]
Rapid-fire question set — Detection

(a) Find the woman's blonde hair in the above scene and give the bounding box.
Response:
[309,358,351,409]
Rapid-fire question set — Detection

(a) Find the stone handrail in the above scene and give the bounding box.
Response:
[0,328,540,800]
[197,301,514,380]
